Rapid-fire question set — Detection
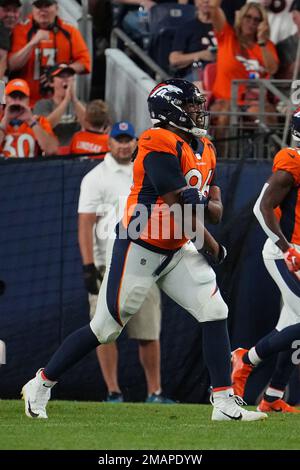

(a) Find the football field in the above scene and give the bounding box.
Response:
[0,400,299,450]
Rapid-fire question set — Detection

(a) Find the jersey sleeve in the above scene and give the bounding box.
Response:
[273,148,300,185]
[38,116,56,137]
[69,133,79,154]
[144,151,187,196]
[214,21,233,43]
[9,23,27,55]
[70,27,91,73]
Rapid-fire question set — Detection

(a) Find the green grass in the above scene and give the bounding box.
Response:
[0,400,299,450]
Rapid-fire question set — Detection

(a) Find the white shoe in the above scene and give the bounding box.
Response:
[22,369,56,419]
[211,393,267,422]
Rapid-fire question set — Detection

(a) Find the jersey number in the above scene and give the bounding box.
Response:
[185,168,213,197]
[4,134,36,157]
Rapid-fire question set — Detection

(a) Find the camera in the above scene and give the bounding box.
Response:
[39,65,53,97]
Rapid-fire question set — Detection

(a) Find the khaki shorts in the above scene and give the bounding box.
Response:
[89,283,161,341]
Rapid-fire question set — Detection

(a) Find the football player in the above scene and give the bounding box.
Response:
[21,79,266,421]
[231,109,300,413]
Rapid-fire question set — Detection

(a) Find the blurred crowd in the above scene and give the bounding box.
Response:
[1,0,300,158]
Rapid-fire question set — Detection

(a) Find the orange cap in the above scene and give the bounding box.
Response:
[5,79,30,97]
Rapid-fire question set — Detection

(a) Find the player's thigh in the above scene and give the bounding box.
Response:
[94,235,160,332]
[158,243,228,322]
[264,257,300,325]
[126,284,161,340]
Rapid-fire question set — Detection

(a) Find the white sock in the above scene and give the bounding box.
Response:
[213,387,234,400]
[265,387,284,399]
[248,347,262,366]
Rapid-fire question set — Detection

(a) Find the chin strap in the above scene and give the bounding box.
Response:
[169,121,207,137]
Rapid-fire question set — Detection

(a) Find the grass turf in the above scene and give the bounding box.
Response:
[0,400,299,450]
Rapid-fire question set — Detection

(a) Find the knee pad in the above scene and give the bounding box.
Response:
[201,290,228,322]
[90,314,123,344]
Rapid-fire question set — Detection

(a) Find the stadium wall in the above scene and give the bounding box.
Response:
[0,159,299,405]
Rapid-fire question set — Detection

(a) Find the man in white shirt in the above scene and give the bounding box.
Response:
[78,121,173,403]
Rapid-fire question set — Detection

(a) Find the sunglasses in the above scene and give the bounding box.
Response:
[244,14,262,25]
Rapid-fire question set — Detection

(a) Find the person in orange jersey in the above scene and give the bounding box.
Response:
[21,79,266,421]
[8,0,91,105]
[208,0,278,151]
[69,100,111,159]
[231,108,300,413]
[0,78,58,157]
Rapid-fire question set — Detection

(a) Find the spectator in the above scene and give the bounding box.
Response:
[275,0,300,79]
[208,0,278,148]
[0,0,21,79]
[247,0,297,44]
[33,63,86,146]
[78,121,173,403]
[169,0,217,85]
[69,100,110,159]
[0,78,58,157]
[88,0,112,99]
[116,0,191,47]
[8,0,91,105]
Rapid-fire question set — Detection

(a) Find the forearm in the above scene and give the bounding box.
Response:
[260,45,278,75]
[0,50,7,79]
[208,0,226,32]
[206,200,223,225]
[32,124,58,155]
[0,128,5,147]
[78,213,97,264]
[205,186,223,224]
[70,61,86,74]
[46,100,69,128]
[73,98,86,128]
[8,43,34,71]
[169,51,202,69]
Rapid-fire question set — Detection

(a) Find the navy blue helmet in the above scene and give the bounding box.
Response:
[291,109,300,141]
[147,79,209,137]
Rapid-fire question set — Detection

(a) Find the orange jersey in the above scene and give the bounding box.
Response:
[69,130,109,159]
[213,22,278,102]
[9,16,91,105]
[0,116,55,157]
[121,127,217,253]
[273,147,300,244]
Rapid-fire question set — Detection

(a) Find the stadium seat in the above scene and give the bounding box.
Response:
[147,3,195,73]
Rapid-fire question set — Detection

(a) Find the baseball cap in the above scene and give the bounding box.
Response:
[32,0,57,7]
[50,63,75,78]
[5,79,30,97]
[110,121,136,139]
[0,0,21,6]
[290,0,300,12]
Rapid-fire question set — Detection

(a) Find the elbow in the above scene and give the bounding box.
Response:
[169,52,179,67]
[253,197,269,222]
[207,209,222,225]
[267,62,279,76]
[43,139,59,156]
